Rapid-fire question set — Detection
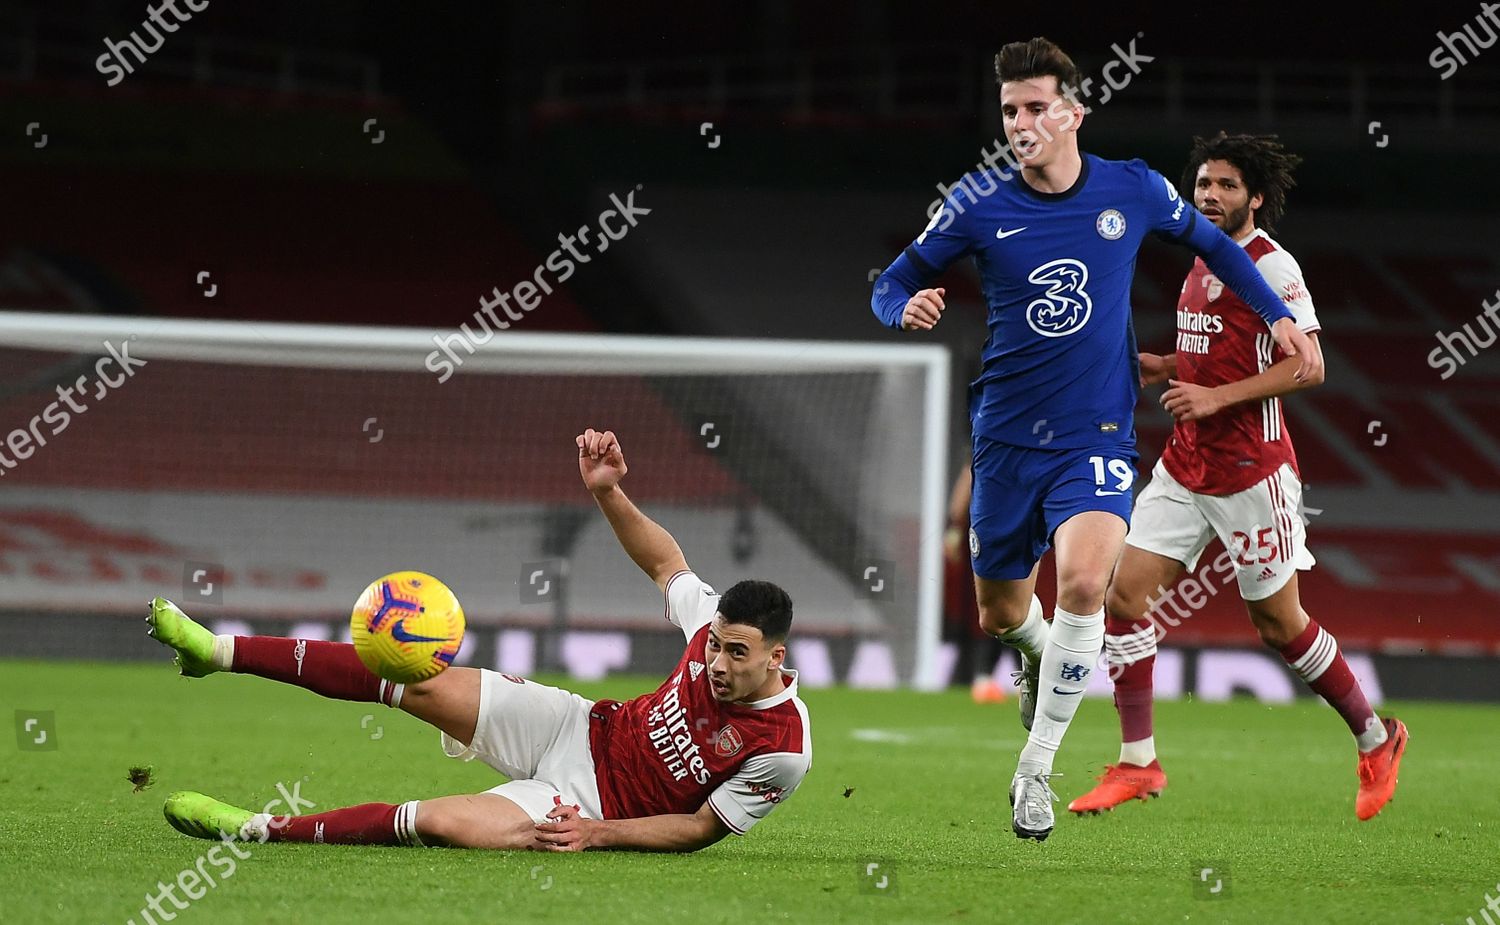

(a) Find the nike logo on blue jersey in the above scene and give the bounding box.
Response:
[389,619,449,644]
[995,226,1027,239]
[1095,489,1124,497]
[1052,687,1083,695]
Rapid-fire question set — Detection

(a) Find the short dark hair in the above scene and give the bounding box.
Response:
[994,36,1083,99]
[1180,131,1303,234]
[718,580,793,644]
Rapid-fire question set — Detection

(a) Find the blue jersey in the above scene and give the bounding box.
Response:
[873,154,1294,450]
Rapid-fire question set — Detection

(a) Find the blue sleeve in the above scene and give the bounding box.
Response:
[1139,164,1293,328]
[1179,220,1294,327]
[872,190,975,329]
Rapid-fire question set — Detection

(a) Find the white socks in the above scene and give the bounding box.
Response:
[211,635,235,670]
[998,595,1049,662]
[1355,716,1389,753]
[1119,736,1156,767]
[395,800,425,846]
[1018,606,1104,777]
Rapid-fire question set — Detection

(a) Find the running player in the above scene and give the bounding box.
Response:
[148,427,812,852]
[871,38,1321,841]
[1067,132,1406,821]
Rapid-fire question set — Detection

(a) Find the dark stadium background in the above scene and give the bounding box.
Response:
[4,0,1499,703]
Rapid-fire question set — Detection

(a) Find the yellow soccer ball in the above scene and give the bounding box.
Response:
[350,571,465,684]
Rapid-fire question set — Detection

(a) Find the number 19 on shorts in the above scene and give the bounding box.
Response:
[1089,456,1135,497]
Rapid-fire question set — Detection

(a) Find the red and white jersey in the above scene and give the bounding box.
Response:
[587,570,812,833]
[1160,228,1320,495]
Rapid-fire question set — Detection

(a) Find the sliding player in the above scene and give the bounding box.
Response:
[149,427,811,851]
[871,38,1320,841]
[1068,133,1406,821]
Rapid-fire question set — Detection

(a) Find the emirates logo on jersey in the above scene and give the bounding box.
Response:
[715,725,744,758]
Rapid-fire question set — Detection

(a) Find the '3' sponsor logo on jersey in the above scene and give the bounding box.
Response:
[1026,258,1093,337]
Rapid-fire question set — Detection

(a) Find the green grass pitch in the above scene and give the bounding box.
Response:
[3,658,1496,924]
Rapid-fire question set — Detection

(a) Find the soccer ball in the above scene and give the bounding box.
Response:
[350,571,465,684]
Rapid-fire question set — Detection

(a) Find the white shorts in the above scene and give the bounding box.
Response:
[1125,460,1315,601]
[439,670,604,822]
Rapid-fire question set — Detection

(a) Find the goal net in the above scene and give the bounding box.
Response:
[0,312,951,688]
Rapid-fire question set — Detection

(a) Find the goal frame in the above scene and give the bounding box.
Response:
[0,310,952,689]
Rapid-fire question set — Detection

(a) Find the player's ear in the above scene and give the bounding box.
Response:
[1249,191,1264,213]
[767,641,786,670]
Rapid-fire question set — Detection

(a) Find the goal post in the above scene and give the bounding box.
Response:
[0,311,951,690]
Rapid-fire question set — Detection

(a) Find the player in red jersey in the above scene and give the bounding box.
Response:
[1067,133,1407,821]
[147,427,811,852]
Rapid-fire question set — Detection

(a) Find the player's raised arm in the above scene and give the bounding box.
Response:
[1144,167,1322,383]
[577,428,689,593]
[871,189,975,331]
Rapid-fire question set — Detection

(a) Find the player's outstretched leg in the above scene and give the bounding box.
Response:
[146,597,403,708]
[164,790,428,846]
[1248,576,1407,820]
[163,790,534,849]
[1069,546,1179,815]
[1068,590,1169,816]
[1009,512,1121,839]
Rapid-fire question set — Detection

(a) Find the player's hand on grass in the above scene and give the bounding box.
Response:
[1271,318,1322,383]
[578,428,627,495]
[534,800,594,852]
[1138,352,1172,387]
[901,287,946,331]
[1161,379,1227,422]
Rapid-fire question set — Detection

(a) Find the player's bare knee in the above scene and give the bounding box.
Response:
[1104,582,1139,623]
[977,601,1024,636]
[1251,617,1295,649]
[1057,570,1109,614]
[413,799,460,845]
[1246,602,1298,648]
[416,796,532,851]
[1246,585,1307,649]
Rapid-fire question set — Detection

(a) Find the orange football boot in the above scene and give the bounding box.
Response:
[971,678,1007,704]
[1067,761,1168,814]
[1356,717,1408,821]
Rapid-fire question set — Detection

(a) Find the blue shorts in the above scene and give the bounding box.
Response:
[968,435,1139,580]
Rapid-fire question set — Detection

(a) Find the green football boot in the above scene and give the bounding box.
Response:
[145,597,218,678]
[164,791,255,841]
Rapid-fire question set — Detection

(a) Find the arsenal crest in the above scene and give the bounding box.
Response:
[714,725,744,758]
